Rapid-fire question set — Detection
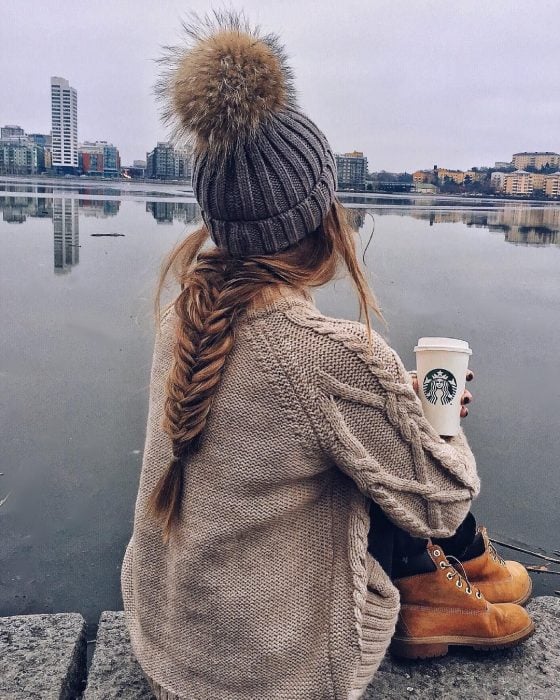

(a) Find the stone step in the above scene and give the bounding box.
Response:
[85,597,560,699]
[0,612,87,700]
[82,611,152,699]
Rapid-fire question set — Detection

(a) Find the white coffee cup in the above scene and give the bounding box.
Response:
[413,337,472,437]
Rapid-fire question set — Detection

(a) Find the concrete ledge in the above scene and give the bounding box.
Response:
[86,597,560,699]
[367,596,560,699]
[83,611,152,699]
[3,598,557,699]
[0,612,87,700]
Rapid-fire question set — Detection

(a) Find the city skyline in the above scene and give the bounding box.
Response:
[3,1,560,171]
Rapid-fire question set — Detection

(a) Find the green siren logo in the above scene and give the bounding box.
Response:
[422,368,457,405]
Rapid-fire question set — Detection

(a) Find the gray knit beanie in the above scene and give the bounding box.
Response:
[156,10,337,256]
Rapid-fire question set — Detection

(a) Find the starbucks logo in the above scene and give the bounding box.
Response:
[422,368,457,405]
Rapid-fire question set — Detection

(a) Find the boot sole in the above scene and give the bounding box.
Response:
[390,620,535,659]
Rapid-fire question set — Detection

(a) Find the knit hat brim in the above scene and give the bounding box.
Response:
[203,155,337,255]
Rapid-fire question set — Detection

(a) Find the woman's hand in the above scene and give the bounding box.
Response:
[410,369,474,418]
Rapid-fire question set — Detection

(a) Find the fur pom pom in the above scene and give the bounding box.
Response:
[155,9,298,153]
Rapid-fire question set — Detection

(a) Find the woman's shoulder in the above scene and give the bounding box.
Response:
[277,300,398,371]
[246,299,407,393]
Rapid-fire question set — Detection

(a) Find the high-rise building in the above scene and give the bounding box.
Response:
[51,77,78,171]
[334,151,368,190]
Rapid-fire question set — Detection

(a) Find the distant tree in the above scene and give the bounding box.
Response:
[398,172,413,183]
[440,176,461,194]
[531,188,547,200]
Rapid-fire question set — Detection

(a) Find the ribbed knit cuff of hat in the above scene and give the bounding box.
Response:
[204,165,336,256]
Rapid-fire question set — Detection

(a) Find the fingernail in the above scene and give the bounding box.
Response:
[463,396,470,404]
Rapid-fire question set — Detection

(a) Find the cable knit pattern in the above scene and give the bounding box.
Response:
[121,290,478,700]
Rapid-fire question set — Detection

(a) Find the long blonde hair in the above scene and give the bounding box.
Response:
[147,198,386,543]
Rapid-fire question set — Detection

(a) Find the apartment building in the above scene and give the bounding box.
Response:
[512,152,560,170]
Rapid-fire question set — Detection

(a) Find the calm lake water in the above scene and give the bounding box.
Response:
[1,177,559,644]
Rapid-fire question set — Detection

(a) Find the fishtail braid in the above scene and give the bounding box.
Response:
[148,200,386,543]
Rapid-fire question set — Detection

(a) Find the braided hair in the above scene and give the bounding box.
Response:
[147,199,386,544]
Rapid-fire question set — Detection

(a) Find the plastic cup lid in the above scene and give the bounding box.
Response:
[414,336,472,354]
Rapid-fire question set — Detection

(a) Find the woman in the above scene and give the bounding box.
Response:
[121,11,533,699]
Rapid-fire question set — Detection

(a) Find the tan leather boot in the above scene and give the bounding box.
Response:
[460,526,532,605]
[390,543,534,659]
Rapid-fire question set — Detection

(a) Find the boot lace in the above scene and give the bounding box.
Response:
[488,540,506,565]
[433,550,483,599]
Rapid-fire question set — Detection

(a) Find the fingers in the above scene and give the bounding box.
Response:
[463,370,473,418]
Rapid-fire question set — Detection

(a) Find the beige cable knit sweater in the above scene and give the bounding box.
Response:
[121,288,479,700]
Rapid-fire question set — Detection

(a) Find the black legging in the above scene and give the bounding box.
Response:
[367,499,477,578]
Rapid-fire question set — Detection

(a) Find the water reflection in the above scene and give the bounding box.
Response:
[145,201,199,224]
[53,199,79,274]
[0,192,120,224]
[367,206,560,247]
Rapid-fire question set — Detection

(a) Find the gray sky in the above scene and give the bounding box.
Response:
[3,0,559,171]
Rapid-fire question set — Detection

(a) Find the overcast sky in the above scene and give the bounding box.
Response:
[3,0,559,171]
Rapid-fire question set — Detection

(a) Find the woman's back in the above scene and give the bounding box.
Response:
[121,289,478,699]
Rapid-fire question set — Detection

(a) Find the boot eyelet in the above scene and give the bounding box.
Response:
[466,587,472,594]
[476,590,482,599]
[439,561,446,569]
[456,580,462,588]
[432,549,441,557]
[446,572,454,580]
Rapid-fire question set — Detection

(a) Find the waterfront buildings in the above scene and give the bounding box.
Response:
[0,125,45,175]
[50,77,78,172]
[413,167,484,186]
[146,142,176,179]
[544,172,560,198]
[490,172,506,190]
[146,142,193,181]
[78,141,121,177]
[504,170,533,195]
[494,169,560,196]
[335,151,368,190]
[512,152,560,170]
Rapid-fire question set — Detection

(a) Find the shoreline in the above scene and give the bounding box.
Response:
[1,173,559,205]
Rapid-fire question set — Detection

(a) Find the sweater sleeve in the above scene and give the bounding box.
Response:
[310,321,480,539]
